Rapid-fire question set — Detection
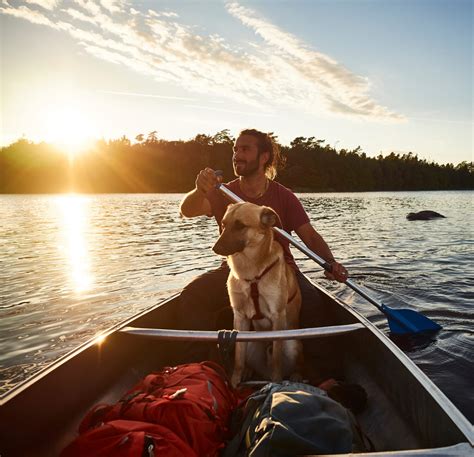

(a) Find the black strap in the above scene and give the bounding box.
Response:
[142,435,155,457]
[217,329,238,376]
[352,416,375,452]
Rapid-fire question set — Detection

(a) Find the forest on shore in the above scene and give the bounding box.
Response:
[1,130,472,193]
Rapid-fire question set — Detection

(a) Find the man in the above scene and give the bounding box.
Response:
[178,129,348,368]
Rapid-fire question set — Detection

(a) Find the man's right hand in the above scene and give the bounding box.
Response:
[181,168,222,217]
[196,168,219,195]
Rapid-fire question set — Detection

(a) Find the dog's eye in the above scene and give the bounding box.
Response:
[233,220,246,230]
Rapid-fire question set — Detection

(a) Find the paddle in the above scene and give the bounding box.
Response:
[215,179,442,335]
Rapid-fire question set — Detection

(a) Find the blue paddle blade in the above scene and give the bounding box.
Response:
[381,305,442,335]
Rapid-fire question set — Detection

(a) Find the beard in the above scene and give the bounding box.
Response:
[233,155,260,177]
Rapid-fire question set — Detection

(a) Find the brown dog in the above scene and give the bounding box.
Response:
[213,202,303,387]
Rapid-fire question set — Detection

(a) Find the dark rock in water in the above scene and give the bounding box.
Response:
[406,210,446,221]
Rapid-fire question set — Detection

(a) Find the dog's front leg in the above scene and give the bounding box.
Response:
[232,312,250,388]
[271,310,286,382]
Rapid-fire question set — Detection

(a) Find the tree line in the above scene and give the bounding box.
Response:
[1,130,472,193]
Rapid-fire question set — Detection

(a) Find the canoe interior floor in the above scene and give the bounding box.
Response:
[345,358,421,451]
[51,341,422,456]
[48,366,147,457]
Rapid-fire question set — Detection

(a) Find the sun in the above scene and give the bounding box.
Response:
[44,104,94,158]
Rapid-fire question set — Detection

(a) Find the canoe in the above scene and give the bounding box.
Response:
[0,278,473,456]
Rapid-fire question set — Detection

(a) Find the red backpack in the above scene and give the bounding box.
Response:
[61,419,197,457]
[66,362,237,457]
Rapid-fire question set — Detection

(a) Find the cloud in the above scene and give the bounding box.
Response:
[63,7,97,25]
[25,0,58,10]
[226,2,404,121]
[72,0,101,17]
[1,3,58,27]
[100,0,125,14]
[1,1,403,121]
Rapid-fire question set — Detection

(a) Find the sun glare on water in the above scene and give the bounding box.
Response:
[56,194,93,293]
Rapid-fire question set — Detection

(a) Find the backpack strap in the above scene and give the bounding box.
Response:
[222,392,264,457]
[353,418,375,452]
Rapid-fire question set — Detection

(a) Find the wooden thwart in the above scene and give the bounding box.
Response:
[120,323,365,342]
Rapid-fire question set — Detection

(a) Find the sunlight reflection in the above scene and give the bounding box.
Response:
[57,194,93,293]
[94,333,107,346]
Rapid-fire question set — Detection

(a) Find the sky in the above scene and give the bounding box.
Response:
[0,0,472,165]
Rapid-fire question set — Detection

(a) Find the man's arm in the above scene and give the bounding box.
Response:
[295,222,348,282]
[180,168,217,217]
[295,222,335,262]
[180,188,212,217]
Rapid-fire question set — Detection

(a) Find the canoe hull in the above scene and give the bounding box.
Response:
[0,284,472,456]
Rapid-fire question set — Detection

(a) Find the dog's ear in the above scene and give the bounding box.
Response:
[260,207,281,228]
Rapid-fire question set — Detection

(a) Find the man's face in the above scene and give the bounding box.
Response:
[232,135,267,177]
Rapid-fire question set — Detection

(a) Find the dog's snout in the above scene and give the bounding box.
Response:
[212,239,226,256]
[213,231,229,256]
[213,230,245,256]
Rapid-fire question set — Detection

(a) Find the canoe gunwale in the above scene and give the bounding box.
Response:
[304,442,473,456]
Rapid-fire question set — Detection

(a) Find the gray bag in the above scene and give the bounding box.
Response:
[223,381,353,457]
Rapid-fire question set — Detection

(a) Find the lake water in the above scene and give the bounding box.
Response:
[1,191,473,422]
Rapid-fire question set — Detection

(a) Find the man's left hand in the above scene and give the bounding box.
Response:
[324,261,348,282]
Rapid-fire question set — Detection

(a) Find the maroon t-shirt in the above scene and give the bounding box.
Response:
[207,179,310,270]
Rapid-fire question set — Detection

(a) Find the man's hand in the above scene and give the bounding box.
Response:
[196,168,220,195]
[180,168,221,217]
[324,261,349,283]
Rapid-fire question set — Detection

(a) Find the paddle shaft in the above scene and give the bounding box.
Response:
[217,183,385,312]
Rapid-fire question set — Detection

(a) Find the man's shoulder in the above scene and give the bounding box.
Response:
[270,180,298,198]
[271,180,292,191]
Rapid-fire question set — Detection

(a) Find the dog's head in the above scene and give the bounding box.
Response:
[213,202,280,256]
